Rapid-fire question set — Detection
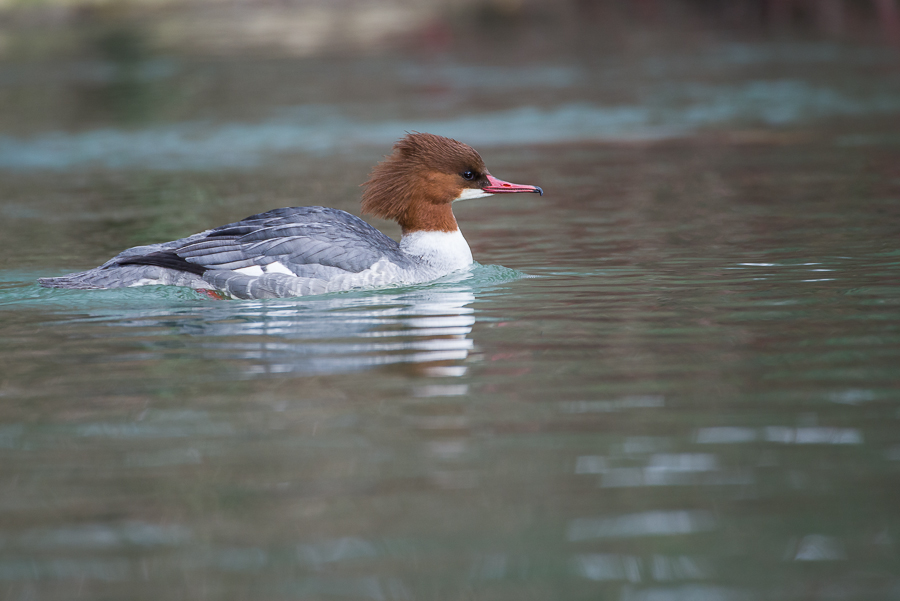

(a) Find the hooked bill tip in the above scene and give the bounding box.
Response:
[535,186,544,196]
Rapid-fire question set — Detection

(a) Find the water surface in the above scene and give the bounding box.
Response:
[1,31,899,601]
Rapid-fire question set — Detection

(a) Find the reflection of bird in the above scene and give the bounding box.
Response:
[39,133,542,299]
[81,286,479,376]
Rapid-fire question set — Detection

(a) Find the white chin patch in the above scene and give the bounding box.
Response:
[453,188,493,202]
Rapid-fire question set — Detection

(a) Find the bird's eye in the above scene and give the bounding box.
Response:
[461,170,475,181]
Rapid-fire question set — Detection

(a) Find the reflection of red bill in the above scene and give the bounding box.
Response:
[199,289,228,300]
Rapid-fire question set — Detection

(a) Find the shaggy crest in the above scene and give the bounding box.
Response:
[361,133,487,229]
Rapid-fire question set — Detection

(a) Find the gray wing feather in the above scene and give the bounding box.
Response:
[38,206,414,293]
[174,207,413,275]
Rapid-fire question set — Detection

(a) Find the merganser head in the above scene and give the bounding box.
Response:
[361,132,542,235]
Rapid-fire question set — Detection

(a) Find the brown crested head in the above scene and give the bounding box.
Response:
[361,132,492,234]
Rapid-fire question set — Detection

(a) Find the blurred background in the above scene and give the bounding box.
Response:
[1,0,899,140]
[1,1,900,600]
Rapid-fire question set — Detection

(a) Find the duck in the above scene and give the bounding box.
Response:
[38,132,543,299]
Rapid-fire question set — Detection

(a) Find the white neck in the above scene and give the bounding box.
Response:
[400,230,473,273]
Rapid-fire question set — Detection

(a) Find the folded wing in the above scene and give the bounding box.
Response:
[121,207,414,279]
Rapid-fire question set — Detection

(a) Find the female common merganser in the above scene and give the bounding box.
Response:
[39,133,542,299]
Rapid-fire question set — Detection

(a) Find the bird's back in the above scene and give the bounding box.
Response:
[39,207,416,297]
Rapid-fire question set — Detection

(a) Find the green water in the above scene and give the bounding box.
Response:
[1,24,899,601]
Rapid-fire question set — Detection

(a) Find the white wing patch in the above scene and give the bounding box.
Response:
[235,265,264,276]
[233,263,295,277]
[264,261,295,275]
